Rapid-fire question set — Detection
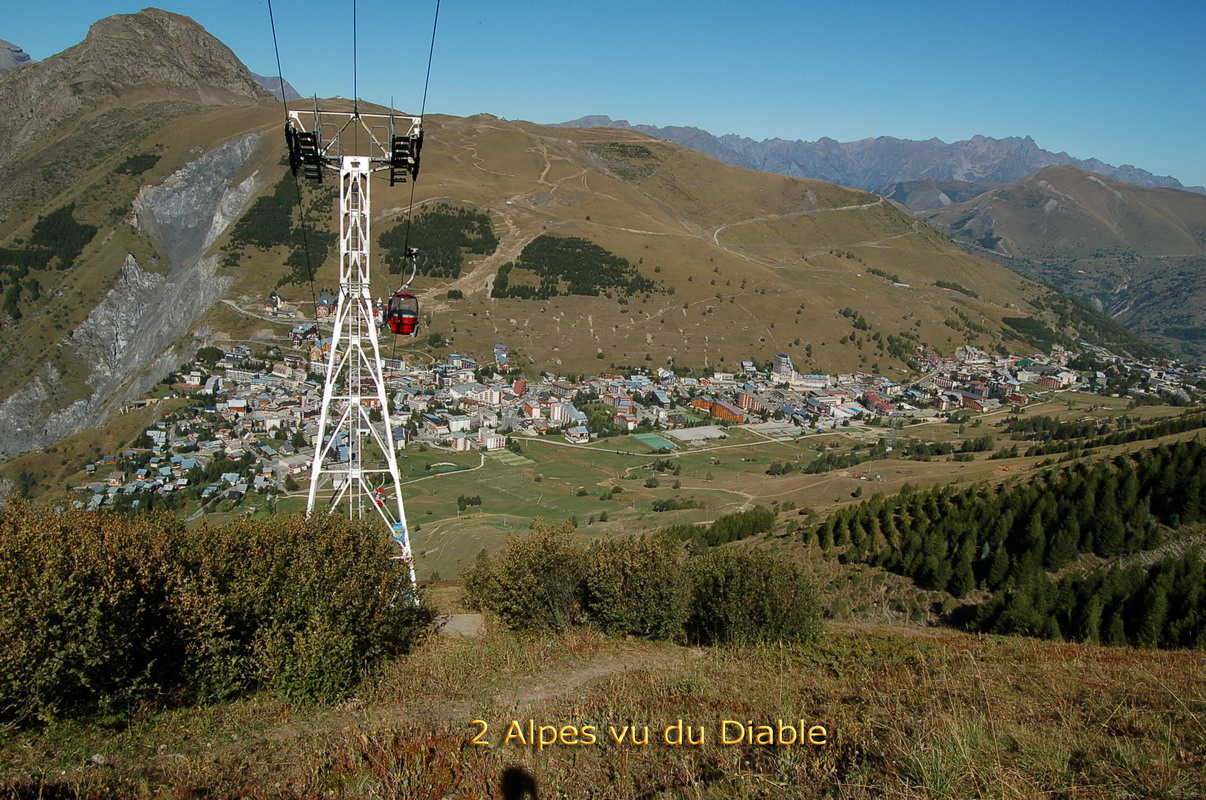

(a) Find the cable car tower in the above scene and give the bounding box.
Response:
[287,105,424,586]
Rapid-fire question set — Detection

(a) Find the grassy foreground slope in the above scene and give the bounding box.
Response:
[1,622,1200,799]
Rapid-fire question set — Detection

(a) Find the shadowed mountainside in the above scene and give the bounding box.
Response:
[921,166,1206,359]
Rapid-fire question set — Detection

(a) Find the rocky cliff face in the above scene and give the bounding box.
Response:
[0,132,263,460]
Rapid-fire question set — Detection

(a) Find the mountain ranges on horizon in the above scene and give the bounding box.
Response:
[558,115,1206,199]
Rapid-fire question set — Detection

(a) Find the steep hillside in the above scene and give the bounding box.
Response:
[922,166,1206,359]
[203,106,1092,375]
[251,72,301,101]
[0,8,274,460]
[561,116,1206,194]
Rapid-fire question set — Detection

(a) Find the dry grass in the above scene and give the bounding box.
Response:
[2,619,1200,799]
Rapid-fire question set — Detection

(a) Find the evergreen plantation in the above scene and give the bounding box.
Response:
[970,549,1204,648]
[811,439,1206,647]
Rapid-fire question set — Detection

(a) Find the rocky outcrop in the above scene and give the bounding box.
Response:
[0,132,263,460]
[0,365,91,461]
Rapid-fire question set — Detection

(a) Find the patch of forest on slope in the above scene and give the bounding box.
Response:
[807,438,1206,648]
[378,203,497,279]
[492,235,662,299]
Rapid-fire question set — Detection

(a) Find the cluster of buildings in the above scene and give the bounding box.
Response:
[70,333,1200,511]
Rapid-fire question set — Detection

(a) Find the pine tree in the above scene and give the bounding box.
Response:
[1136,585,1169,648]
[833,516,850,547]
[1104,610,1128,646]
[986,544,1011,590]
[949,546,976,598]
[1048,517,1079,570]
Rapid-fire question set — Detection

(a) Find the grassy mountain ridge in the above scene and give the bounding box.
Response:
[882,177,1001,210]
[921,165,1206,359]
[203,106,1119,375]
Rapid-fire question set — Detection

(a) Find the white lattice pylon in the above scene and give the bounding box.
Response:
[305,155,415,587]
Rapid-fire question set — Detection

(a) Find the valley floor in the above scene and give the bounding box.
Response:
[2,616,1201,799]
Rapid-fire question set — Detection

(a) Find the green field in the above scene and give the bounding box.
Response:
[631,432,677,451]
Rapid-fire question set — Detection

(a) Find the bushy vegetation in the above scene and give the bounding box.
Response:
[934,280,978,298]
[1033,290,1165,359]
[1,206,96,317]
[224,174,335,286]
[581,536,691,639]
[838,306,871,331]
[0,248,52,272]
[1005,414,1110,441]
[114,152,160,176]
[897,435,994,460]
[229,174,295,250]
[651,496,703,512]
[812,440,1206,619]
[492,235,660,299]
[586,142,658,181]
[379,204,497,279]
[465,520,819,646]
[463,522,586,632]
[968,550,1205,647]
[867,267,901,283]
[1021,411,1206,456]
[662,506,776,547]
[770,441,903,476]
[0,505,433,723]
[686,548,822,646]
[1003,315,1066,351]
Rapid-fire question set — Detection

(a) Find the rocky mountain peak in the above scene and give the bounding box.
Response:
[0,39,34,73]
[0,7,270,175]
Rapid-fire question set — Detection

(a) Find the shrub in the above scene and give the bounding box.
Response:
[581,537,690,639]
[468,525,821,648]
[685,549,821,646]
[463,521,585,631]
[0,504,433,723]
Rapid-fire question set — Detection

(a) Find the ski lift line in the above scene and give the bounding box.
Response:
[399,0,442,258]
[419,0,442,120]
[264,0,321,323]
[352,0,358,117]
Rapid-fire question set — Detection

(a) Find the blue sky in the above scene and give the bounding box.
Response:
[10,0,1206,185]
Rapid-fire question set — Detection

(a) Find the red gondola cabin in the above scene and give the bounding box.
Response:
[385,290,419,336]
